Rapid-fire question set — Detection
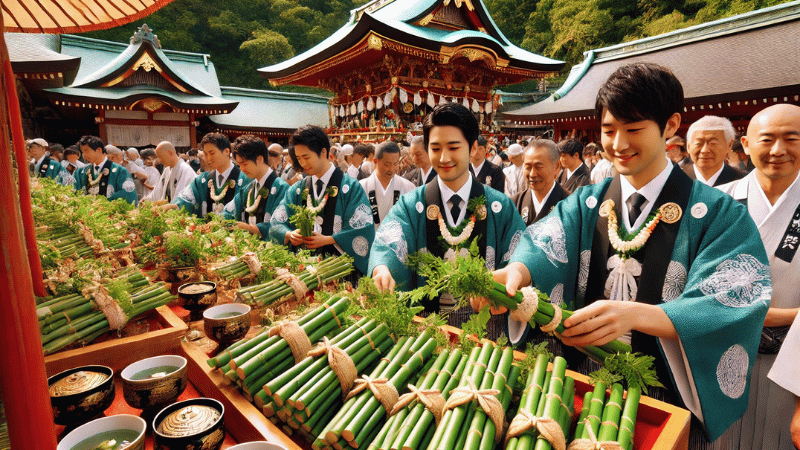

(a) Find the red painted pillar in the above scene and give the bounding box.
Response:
[4,34,45,297]
[0,29,58,450]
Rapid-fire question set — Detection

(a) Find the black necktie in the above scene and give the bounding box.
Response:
[218,174,224,186]
[450,194,462,225]
[316,179,324,197]
[626,192,647,226]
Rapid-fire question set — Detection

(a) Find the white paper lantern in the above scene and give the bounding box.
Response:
[399,88,408,104]
[357,99,364,113]
[339,105,345,117]
[413,92,422,106]
[485,101,493,113]
[350,103,357,115]
[384,90,392,106]
[367,97,375,111]
[471,98,480,113]
[376,96,383,110]
[438,95,447,106]
[462,97,470,108]
[426,92,435,108]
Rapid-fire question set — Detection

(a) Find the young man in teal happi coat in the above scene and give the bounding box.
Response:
[491,63,771,447]
[270,125,375,276]
[369,103,526,340]
[73,135,137,205]
[170,132,249,218]
[222,135,290,240]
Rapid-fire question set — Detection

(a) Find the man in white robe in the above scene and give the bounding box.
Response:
[720,103,800,450]
[768,315,800,450]
[503,143,526,196]
[143,141,197,203]
[359,141,415,228]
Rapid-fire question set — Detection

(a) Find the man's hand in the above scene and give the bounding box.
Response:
[287,230,304,246]
[561,301,678,347]
[236,222,260,236]
[469,296,507,315]
[135,172,148,181]
[304,232,335,249]
[372,265,395,293]
[492,262,531,297]
[792,397,800,450]
[160,203,178,211]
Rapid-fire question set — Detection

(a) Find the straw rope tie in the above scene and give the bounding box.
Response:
[345,375,400,415]
[510,286,539,323]
[241,252,262,275]
[307,337,358,399]
[356,324,376,349]
[444,376,505,441]
[85,285,128,330]
[541,306,562,333]
[276,268,309,301]
[306,265,324,288]
[567,419,625,450]
[321,302,342,327]
[505,408,566,450]
[391,384,445,424]
[269,321,312,364]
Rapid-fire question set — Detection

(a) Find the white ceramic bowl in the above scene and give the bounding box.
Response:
[57,414,146,450]
[227,442,288,450]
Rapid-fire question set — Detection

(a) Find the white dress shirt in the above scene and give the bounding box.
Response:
[620,158,673,232]
[438,176,472,227]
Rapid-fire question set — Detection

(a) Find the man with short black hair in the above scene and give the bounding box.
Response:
[470,135,505,193]
[348,144,369,179]
[491,62,769,446]
[404,136,436,186]
[557,139,591,192]
[511,139,568,226]
[73,135,137,204]
[683,115,744,186]
[223,135,290,240]
[62,146,86,177]
[170,132,249,217]
[270,125,375,276]
[359,141,415,227]
[370,103,525,339]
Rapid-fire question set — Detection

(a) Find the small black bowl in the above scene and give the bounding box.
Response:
[153,398,225,450]
[177,281,217,312]
[48,365,115,426]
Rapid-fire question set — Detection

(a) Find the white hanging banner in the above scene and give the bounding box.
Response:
[367,97,375,111]
[339,105,345,117]
[426,92,435,108]
[462,97,470,108]
[485,101,493,113]
[471,98,480,113]
[384,90,392,106]
[398,88,408,104]
[357,99,365,113]
[350,103,357,115]
[376,96,383,110]
[106,124,190,147]
[438,95,446,106]
[413,92,422,106]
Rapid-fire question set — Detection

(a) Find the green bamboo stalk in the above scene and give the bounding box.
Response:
[477,364,520,450]
[533,357,568,450]
[581,381,607,440]
[556,377,575,439]
[597,383,624,442]
[573,391,593,440]
[462,347,515,450]
[616,385,640,450]
[424,347,481,450]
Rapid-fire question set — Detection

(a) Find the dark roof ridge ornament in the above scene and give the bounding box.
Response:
[130,24,161,49]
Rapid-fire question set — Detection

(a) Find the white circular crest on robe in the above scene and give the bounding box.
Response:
[342,184,350,194]
[238,179,243,186]
[271,186,277,195]
[578,250,591,299]
[716,344,748,399]
[502,230,524,263]
[352,236,370,257]
[263,212,271,223]
[662,261,687,302]
[550,283,564,307]
[376,220,408,263]
[334,215,343,234]
[224,202,235,213]
[349,203,373,229]
[272,204,289,223]
[106,185,115,198]
[485,246,495,270]
[416,202,424,213]
[122,179,136,193]
[178,186,196,205]
[527,216,568,266]
[691,202,708,219]
[698,254,771,307]
[296,187,301,195]
[586,196,598,209]
[491,201,502,213]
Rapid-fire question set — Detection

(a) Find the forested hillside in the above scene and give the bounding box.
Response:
[84,0,792,92]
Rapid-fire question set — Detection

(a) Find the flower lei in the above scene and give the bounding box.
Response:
[245,186,269,214]
[87,167,108,186]
[209,178,235,202]
[438,196,487,248]
[606,201,661,258]
[305,186,337,215]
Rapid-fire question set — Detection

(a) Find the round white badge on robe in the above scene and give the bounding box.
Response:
[342,184,349,194]
[586,196,598,209]
[296,187,301,195]
[271,187,277,195]
[491,201,502,213]
[691,202,708,219]
[416,202,424,213]
[238,179,243,186]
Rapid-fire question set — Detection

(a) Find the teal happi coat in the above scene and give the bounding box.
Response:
[35,156,70,185]
[368,176,526,294]
[511,168,770,441]
[223,171,290,240]
[73,159,137,205]
[173,166,249,219]
[270,168,375,275]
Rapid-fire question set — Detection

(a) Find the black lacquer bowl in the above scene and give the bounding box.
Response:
[49,365,115,426]
[153,398,225,450]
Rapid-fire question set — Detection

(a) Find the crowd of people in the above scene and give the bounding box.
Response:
[26,62,800,450]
